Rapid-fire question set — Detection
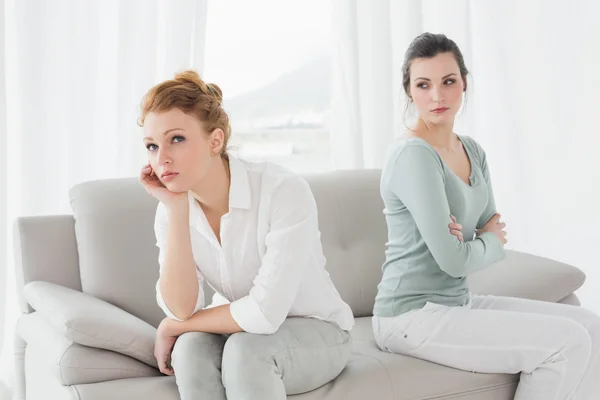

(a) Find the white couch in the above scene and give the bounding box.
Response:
[12,169,586,399]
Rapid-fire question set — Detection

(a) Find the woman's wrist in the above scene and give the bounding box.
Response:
[159,317,185,337]
[166,199,189,218]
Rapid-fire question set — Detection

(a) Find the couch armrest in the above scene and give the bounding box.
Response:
[469,249,586,303]
[24,281,157,368]
[13,215,82,314]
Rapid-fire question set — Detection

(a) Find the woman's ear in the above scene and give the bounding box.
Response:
[210,129,225,155]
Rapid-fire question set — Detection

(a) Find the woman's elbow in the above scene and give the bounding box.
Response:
[158,288,201,321]
[161,303,196,321]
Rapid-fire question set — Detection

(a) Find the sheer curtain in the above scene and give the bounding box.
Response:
[331,0,600,309]
[0,0,208,396]
[1,1,9,399]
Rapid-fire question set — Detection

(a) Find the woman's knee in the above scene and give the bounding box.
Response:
[221,328,352,395]
[171,332,226,373]
[222,332,277,382]
[560,319,592,361]
[222,333,270,369]
[574,307,600,341]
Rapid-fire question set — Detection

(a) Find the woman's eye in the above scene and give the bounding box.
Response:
[146,144,158,151]
[173,135,185,143]
[417,82,428,89]
[445,79,456,85]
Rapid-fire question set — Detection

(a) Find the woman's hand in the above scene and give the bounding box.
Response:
[139,163,188,208]
[476,213,507,244]
[154,318,180,376]
[449,215,464,242]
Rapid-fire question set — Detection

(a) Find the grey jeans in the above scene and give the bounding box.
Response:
[170,317,352,400]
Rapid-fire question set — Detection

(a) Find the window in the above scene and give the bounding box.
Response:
[203,0,333,173]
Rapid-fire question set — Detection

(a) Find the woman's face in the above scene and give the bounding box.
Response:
[408,52,465,126]
[143,108,223,193]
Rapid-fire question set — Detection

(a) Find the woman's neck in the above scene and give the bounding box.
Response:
[412,118,456,151]
[190,157,230,216]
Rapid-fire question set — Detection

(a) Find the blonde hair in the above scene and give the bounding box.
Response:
[138,70,231,157]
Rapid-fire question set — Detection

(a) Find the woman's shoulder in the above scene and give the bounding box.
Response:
[233,154,313,203]
[457,134,488,163]
[384,135,443,169]
[234,154,304,185]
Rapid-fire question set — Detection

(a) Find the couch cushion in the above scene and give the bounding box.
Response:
[72,376,179,400]
[69,178,165,327]
[24,281,158,368]
[18,312,160,386]
[292,317,517,400]
[469,250,586,303]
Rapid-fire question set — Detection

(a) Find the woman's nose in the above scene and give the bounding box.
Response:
[431,87,443,102]
[157,150,172,166]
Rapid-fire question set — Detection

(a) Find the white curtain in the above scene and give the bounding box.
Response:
[331,0,600,309]
[1,1,10,399]
[0,0,208,395]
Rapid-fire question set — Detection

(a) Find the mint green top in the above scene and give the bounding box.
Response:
[373,135,506,318]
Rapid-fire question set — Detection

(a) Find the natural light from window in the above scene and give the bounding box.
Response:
[203,0,333,173]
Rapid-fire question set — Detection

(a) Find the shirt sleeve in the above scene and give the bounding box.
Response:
[153,203,205,321]
[387,144,505,278]
[229,176,316,334]
[475,143,499,230]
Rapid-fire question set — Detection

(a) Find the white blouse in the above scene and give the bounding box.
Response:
[154,154,355,334]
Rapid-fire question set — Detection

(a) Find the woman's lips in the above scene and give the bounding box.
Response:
[161,172,179,182]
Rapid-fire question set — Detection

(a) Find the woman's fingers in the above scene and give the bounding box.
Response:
[140,165,151,179]
[158,358,173,375]
[154,348,174,376]
[448,215,462,231]
[448,223,462,231]
[165,358,174,376]
[448,215,466,242]
[449,229,464,242]
[139,164,164,194]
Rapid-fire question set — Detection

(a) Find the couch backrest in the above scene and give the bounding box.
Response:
[68,169,386,327]
[303,169,386,317]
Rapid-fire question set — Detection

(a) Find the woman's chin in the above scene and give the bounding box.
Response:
[426,113,455,125]
[163,181,189,194]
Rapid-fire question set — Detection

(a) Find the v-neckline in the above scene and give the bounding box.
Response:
[409,134,475,188]
[191,196,226,248]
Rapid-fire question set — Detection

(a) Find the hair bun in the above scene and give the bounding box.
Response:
[174,69,223,106]
[174,69,203,87]
[205,83,223,106]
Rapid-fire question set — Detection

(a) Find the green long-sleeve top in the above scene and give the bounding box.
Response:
[373,135,506,318]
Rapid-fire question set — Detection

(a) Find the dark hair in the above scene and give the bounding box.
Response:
[402,33,469,123]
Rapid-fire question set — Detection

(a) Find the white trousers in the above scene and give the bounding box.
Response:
[372,294,600,400]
